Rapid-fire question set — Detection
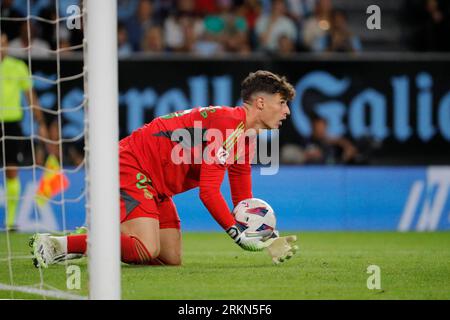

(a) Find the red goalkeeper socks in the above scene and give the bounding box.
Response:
[120,234,152,264]
[67,233,153,264]
[67,234,87,254]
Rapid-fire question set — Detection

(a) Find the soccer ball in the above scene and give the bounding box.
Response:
[232,198,276,238]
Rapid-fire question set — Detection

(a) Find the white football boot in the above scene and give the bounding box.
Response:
[30,233,70,268]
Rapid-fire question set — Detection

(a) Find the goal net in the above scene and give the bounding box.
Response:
[0,0,120,300]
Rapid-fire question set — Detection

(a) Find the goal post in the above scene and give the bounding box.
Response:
[86,0,121,300]
[0,0,121,300]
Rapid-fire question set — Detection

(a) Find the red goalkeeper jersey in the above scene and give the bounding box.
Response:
[120,106,255,230]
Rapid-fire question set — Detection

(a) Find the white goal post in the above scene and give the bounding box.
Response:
[0,0,121,300]
[86,0,121,300]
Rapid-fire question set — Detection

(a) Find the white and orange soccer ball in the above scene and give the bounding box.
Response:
[232,198,277,239]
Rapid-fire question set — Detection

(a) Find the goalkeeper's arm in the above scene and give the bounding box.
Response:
[198,163,236,230]
[199,163,270,251]
[199,163,298,260]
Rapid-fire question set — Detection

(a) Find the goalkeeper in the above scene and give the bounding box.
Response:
[31,70,298,266]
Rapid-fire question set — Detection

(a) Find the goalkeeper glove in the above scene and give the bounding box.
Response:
[265,233,299,264]
[226,223,274,252]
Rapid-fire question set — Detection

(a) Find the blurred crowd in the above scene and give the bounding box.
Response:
[1,0,365,57]
[280,115,378,165]
[2,0,450,57]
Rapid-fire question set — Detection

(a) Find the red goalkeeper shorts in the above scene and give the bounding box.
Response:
[119,142,181,230]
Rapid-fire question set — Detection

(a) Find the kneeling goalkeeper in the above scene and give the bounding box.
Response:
[31,70,298,267]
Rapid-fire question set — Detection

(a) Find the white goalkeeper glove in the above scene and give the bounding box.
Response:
[226,224,274,252]
[265,232,299,264]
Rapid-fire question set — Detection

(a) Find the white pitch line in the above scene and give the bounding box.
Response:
[0,283,87,300]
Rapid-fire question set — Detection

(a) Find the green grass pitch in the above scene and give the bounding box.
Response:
[1,232,449,299]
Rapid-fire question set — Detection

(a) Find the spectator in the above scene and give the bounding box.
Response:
[180,17,219,55]
[281,143,305,164]
[58,0,80,18]
[238,0,263,50]
[224,30,251,55]
[301,116,358,165]
[195,0,218,16]
[227,1,252,54]
[286,0,317,24]
[11,0,51,17]
[0,0,24,41]
[8,22,51,57]
[153,0,176,22]
[259,0,273,16]
[117,0,139,22]
[58,23,75,56]
[328,10,361,52]
[127,0,160,51]
[118,22,134,57]
[163,0,203,52]
[255,0,297,52]
[277,34,296,56]
[141,25,165,53]
[37,6,57,50]
[315,9,362,53]
[241,0,263,31]
[193,35,224,56]
[201,0,250,54]
[302,0,333,51]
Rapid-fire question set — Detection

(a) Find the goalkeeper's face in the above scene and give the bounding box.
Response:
[257,93,291,130]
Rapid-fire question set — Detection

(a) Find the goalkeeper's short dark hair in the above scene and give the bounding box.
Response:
[241,70,296,103]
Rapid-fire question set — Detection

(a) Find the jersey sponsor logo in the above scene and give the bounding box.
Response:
[217,146,230,165]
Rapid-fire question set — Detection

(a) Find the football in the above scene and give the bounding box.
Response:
[232,198,276,238]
